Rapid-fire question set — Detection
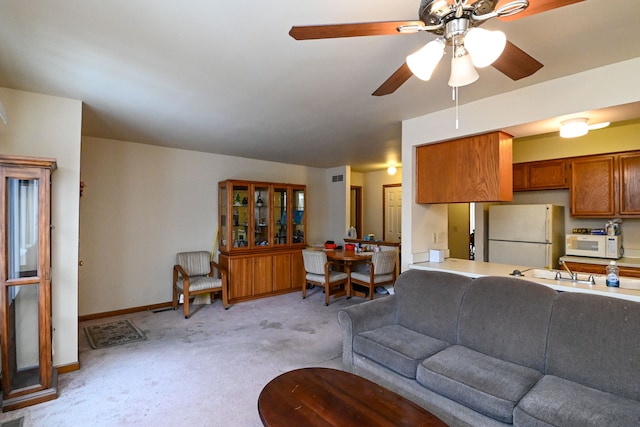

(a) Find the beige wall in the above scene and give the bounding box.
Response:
[513,119,640,163]
[79,137,331,315]
[402,58,640,270]
[360,167,402,239]
[0,88,81,368]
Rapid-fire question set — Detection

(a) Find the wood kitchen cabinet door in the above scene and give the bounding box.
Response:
[416,131,513,203]
[618,152,640,215]
[272,253,292,292]
[570,155,616,217]
[513,159,568,192]
[253,255,273,295]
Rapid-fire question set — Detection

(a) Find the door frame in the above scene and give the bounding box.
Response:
[382,183,402,242]
[350,186,362,239]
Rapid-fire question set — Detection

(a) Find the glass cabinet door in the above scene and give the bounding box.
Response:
[0,157,57,411]
[292,187,305,245]
[219,183,228,251]
[231,183,249,248]
[273,187,288,246]
[253,185,270,247]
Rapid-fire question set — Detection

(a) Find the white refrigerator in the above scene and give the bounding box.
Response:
[488,204,565,269]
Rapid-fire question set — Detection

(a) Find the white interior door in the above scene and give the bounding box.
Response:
[384,185,402,243]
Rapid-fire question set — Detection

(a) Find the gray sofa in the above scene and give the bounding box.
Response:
[338,269,640,427]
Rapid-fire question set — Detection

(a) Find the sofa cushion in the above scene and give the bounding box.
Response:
[546,292,640,401]
[353,324,450,379]
[395,270,472,343]
[417,345,543,424]
[514,375,640,427]
[457,276,557,372]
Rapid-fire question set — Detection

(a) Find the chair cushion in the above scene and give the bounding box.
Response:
[176,251,211,276]
[306,271,347,284]
[302,250,327,275]
[176,276,222,292]
[417,345,543,424]
[371,250,396,274]
[514,375,640,427]
[353,324,449,379]
[350,271,394,284]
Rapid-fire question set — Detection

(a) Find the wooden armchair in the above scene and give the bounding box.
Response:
[301,250,348,306]
[349,250,396,300]
[172,251,229,318]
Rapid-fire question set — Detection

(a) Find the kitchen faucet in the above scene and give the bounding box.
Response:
[556,260,578,281]
[555,260,595,285]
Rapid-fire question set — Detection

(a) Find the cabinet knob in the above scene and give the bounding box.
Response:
[78,260,84,267]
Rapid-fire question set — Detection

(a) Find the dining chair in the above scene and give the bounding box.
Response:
[173,251,229,318]
[301,250,348,306]
[349,250,397,300]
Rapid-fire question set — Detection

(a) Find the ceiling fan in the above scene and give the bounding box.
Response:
[289,0,584,96]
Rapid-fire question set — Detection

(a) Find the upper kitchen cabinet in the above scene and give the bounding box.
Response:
[513,159,568,191]
[416,131,513,203]
[570,151,640,217]
[619,152,640,215]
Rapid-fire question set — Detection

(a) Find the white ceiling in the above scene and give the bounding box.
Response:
[0,1,638,172]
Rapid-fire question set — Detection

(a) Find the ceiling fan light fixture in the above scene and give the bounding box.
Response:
[464,27,507,68]
[406,38,445,81]
[560,118,589,138]
[448,49,479,87]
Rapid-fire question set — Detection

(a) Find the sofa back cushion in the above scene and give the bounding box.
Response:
[396,270,472,344]
[457,277,557,372]
[546,292,640,400]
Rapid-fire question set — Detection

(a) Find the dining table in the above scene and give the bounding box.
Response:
[325,249,373,298]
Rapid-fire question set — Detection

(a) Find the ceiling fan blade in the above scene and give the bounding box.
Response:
[289,21,423,40]
[372,63,413,96]
[492,40,543,80]
[498,0,584,22]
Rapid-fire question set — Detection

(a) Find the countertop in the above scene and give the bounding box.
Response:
[410,258,640,303]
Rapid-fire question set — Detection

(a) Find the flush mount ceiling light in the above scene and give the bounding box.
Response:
[387,166,398,175]
[559,118,611,138]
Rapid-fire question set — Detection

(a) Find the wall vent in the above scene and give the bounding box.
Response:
[331,174,344,183]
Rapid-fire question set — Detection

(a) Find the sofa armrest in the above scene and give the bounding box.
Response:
[338,296,397,370]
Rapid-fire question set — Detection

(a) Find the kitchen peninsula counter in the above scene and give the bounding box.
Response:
[410,258,640,302]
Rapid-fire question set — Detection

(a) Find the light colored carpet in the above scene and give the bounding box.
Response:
[0,288,377,426]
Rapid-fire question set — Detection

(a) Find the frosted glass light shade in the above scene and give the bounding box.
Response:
[560,118,589,138]
[406,38,445,81]
[448,52,479,87]
[464,27,506,68]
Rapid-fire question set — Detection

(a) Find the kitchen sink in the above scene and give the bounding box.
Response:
[529,269,640,290]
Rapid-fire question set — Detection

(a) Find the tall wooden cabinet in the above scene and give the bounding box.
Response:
[218,180,306,304]
[0,155,58,411]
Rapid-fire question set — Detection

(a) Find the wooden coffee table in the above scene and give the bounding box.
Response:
[258,367,448,427]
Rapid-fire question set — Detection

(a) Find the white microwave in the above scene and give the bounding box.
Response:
[565,234,622,259]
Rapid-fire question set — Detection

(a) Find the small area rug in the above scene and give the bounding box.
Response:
[84,319,146,349]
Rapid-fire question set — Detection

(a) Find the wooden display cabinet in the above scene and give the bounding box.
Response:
[0,155,58,411]
[218,180,306,304]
